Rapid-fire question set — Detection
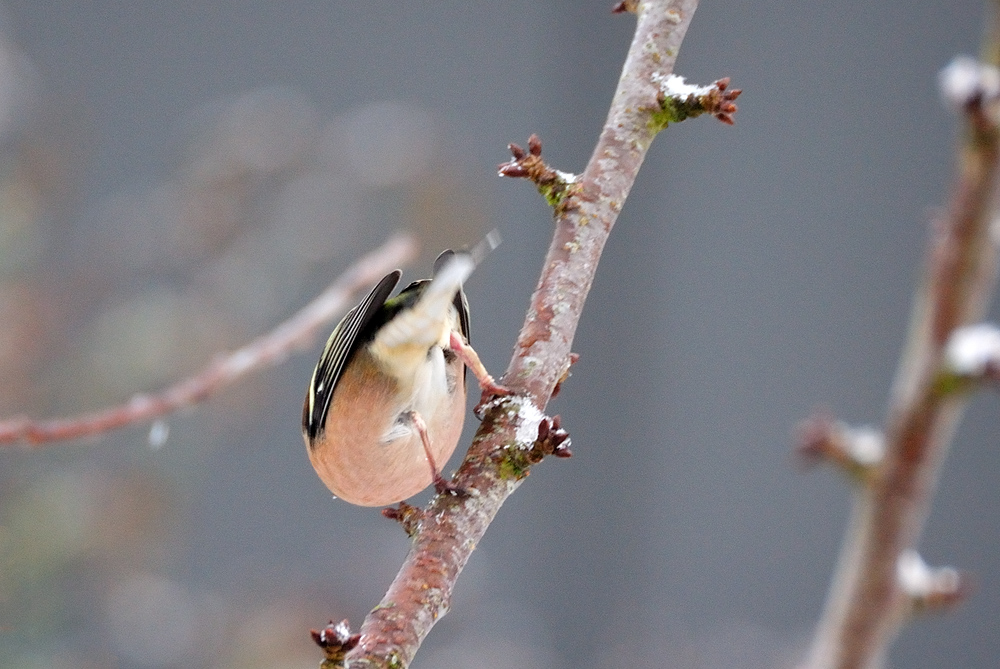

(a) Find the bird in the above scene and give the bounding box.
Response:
[302,236,507,506]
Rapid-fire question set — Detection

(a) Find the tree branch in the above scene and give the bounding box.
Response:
[335,2,713,667]
[0,234,417,448]
[802,5,1000,667]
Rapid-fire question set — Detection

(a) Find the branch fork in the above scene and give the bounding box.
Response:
[312,620,362,666]
[797,413,885,483]
[381,502,424,537]
[497,134,580,210]
[942,322,1000,383]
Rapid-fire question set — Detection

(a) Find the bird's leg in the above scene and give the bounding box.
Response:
[406,410,465,497]
[448,331,512,413]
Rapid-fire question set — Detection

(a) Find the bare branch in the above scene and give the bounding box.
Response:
[802,8,1000,668]
[0,234,417,448]
[338,2,711,667]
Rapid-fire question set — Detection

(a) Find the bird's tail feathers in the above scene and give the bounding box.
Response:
[375,230,499,351]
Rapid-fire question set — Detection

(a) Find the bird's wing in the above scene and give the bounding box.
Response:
[303,269,401,440]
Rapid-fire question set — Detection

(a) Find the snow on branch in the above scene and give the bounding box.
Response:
[944,322,1000,377]
[939,55,1000,111]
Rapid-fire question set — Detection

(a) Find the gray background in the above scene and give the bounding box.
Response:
[0,1,995,668]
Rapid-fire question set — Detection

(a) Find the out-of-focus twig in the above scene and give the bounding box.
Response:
[337,2,715,667]
[802,5,1000,667]
[0,233,416,447]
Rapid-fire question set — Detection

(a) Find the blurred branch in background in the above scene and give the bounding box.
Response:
[0,79,483,425]
[0,233,415,447]
[0,10,486,664]
[801,3,1000,667]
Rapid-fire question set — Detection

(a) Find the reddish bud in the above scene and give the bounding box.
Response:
[498,163,529,178]
[536,418,550,442]
[528,133,542,156]
[311,619,360,660]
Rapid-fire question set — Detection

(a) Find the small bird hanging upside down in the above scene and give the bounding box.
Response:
[302,237,507,506]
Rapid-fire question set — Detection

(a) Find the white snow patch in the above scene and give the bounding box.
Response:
[148,420,169,450]
[844,425,885,466]
[652,72,714,99]
[897,549,959,598]
[226,347,257,375]
[510,396,544,449]
[477,396,508,415]
[897,549,934,596]
[939,56,1000,108]
[945,323,1000,375]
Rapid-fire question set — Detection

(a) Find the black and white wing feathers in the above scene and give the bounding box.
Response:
[302,270,401,441]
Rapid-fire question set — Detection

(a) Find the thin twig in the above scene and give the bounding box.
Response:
[803,5,1000,667]
[338,2,702,668]
[0,234,417,448]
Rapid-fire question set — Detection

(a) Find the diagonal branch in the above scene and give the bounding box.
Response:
[337,2,707,667]
[0,234,416,448]
[802,5,1000,667]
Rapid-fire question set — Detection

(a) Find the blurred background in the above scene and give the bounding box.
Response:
[0,1,995,667]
